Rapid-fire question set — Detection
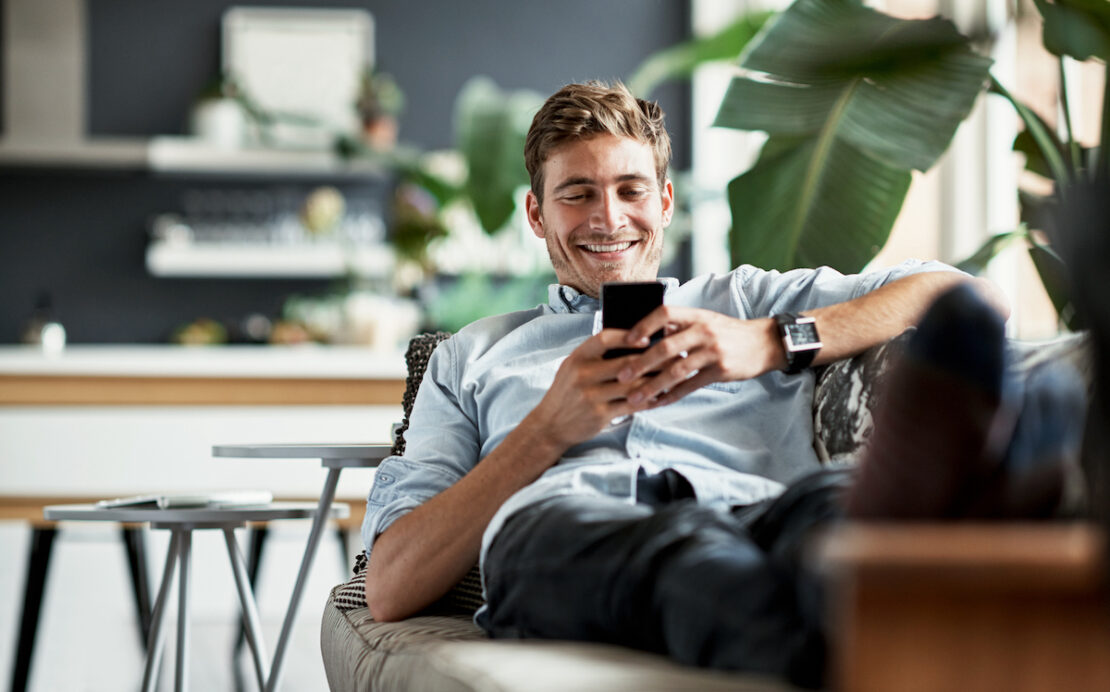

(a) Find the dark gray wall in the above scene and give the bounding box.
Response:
[1,0,691,343]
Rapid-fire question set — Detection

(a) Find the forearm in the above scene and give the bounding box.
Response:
[364,413,564,622]
[806,271,1008,366]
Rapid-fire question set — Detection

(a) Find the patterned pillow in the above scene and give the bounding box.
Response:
[392,331,453,456]
[813,330,913,466]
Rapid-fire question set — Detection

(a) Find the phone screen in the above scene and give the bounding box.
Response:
[601,281,665,359]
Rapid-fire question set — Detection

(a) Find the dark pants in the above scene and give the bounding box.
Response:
[478,467,852,688]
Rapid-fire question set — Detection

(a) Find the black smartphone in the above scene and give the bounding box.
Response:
[601,281,665,359]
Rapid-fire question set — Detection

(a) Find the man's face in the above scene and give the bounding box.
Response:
[526,134,674,298]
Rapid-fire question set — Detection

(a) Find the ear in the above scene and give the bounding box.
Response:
[526,190,545,239]
[661,179,675,228]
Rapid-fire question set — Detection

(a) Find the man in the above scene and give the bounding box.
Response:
[360,81,1065,686]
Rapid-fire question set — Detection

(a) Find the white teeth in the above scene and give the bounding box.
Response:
[583,242,632,253]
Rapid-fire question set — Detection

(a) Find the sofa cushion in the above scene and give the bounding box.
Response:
[321,593,795,692]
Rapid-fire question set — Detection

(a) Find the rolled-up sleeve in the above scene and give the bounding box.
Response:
[735,259,964,317]
[361,336,482,557]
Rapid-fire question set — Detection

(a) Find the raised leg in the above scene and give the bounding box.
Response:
[266,467,340,692]
[142,531,182,692]
[175,530,192,692]
[223,528,270,691]
[10,525,57,692]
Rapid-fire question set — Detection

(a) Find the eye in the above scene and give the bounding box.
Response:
[560,189,592,202]
[621,187,650,200]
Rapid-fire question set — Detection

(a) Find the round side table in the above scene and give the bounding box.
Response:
[43,501,348,692]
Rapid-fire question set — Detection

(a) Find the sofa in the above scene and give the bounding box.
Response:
[320,329,1093,691]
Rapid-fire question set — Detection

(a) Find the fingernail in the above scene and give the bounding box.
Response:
[628,391,644,404]
[619,368,633,382]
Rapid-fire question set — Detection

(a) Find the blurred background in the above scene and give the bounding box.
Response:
[1,0,1101,348]
[1,0,1105,690]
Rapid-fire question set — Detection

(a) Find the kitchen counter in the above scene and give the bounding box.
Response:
[0,344,408,405]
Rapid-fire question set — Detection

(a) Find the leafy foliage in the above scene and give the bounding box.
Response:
[455,77,544,234]
[714,0,992,272]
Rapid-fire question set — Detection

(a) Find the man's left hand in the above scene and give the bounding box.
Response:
[616,306,780,407]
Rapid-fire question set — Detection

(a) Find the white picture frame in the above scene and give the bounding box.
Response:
[222,7,374,148]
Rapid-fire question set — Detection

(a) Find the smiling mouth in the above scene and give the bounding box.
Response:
[581,241,636,254]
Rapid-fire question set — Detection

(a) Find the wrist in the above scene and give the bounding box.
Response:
[762,317,787,373]
[509,411,568,470]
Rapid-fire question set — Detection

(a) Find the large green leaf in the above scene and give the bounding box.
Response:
[455,77,544,234]
[627,11,775,98]
[1034,0,1110,62]
[728,135,910,271]
[714,0,991,272]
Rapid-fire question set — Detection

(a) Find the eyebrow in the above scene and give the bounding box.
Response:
[552,173,654,194]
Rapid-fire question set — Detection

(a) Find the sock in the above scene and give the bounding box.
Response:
[967,362,1087,518]
[845,284,1008,519]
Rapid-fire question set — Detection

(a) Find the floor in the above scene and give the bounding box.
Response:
[0,519,355,691]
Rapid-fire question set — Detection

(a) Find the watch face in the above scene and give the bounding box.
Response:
[785,321,819,348]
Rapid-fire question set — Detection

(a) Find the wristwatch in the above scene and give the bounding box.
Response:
[773,313,822,374]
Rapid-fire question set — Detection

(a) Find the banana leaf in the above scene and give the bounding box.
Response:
[955,229,1025,275]
[1034,0,1110,62]
[455,77,544,234]
[1029,239,1085,330]
[715,0,992,272]
[627,10,775,98]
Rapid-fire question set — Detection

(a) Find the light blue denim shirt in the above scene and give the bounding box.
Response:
[362,260,958,572]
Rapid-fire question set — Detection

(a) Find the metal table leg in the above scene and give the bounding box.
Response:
[224,528,269,691]
[142,531,182,692]
[175,530,192,692]
[265,466,342,692]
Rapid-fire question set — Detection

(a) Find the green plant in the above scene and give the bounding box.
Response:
[713,0,992,272]
[958,0,1110,329]
[454,77,545,234]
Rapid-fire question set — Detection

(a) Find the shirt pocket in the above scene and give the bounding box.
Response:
[703,380,746,394]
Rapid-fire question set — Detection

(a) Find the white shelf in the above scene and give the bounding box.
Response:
[146,240,394,278]
[0,137,148,168]
[0,136,386,178]
[147,137,387,178]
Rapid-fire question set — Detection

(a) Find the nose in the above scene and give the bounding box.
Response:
[589,191,626,232]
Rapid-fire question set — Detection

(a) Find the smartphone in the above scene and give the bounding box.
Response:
[601,281,665,359]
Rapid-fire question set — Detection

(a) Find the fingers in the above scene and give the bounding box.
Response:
[624,305,693,348]
[623,347,719,405]
[649,370,719,407]
[617,325,706,384]
[578,328,641,360]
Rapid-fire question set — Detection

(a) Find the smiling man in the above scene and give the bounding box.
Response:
[359,82,1072,687]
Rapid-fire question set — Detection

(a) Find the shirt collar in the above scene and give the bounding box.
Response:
[547,278,680,314]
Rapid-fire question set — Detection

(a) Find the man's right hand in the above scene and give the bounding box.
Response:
[524,329,657,454]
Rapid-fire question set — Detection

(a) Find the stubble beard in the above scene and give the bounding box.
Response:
[544,233,663,298]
